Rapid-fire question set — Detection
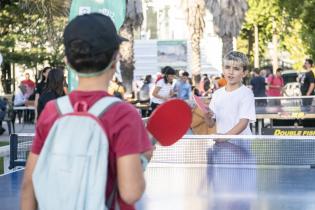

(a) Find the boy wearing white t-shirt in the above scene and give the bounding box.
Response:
[204,51,256,135]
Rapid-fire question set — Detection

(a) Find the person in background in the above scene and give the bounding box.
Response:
[173,71,191,100]
[0,97,7,134]
[14,85,27,107]
[299,59,315,106]
[242,69,252,88]
[209,75,219,93]
[138,75,154,103]
[198,74,208,95]
[250,68,267,106]
[21,72,36,99]
[13,84,27,123]
[34,67,51,118]
[108,77,126,99]
[267,68,284,97]
[151,66,176,112]
[217,74,227,88]
[37,68,65,118]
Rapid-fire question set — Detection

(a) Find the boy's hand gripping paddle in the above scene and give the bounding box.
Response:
[146,99,192,146]
[193,95,209,113]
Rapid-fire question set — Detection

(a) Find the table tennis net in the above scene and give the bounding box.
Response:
[9,133,34,169]
[150,135,315,166]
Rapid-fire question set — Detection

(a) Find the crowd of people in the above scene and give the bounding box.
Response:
[5,67,67,127]
[128,58,314,118]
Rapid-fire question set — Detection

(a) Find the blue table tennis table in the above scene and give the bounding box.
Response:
[1,136,315,210]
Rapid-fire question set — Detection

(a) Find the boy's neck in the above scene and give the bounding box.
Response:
[225,83,242,92]
[76,75,111,92]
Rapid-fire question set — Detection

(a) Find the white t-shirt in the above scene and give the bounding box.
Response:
[209,85,256,135]
[151,79,173,104]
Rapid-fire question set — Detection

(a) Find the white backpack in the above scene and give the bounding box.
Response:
[33,96,121,210]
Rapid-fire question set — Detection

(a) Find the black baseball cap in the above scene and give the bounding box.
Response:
[63,13,127,54]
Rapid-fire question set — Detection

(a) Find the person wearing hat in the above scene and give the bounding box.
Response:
[150,66,176,112]
[21,13,153,210]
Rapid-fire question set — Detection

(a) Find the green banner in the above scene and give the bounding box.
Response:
[67,0,126,91]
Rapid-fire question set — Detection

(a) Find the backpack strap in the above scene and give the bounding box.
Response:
[88,96,121,118]
[56,96,74,115]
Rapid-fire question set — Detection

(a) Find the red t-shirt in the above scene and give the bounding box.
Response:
[31,90,152,210]
[21,79,36,89]
[267,75,284,96]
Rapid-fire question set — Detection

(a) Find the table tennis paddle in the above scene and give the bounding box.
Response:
[146,99,192,146]
[193,95,209,113]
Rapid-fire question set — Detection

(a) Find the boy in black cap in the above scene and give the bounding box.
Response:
[21,13,153,210]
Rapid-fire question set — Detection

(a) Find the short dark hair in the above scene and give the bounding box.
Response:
[305,59,313,66]
[254,68,260,74]
[66,40,118,74]
[162,66,176,83]
[276,68,283,73]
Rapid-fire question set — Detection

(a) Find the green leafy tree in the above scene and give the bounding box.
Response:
[238,0,281,69]
[282,0,315,60]
[0,1,67,93]
[238,0,308,71]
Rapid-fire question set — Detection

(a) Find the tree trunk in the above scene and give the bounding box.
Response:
[272,20,278,74]
[190,30,202,85]
[247,30,253,60]
[1,62,12,94]
[119,22,134,97]
[222,35,233,60]
[254,24,259,68]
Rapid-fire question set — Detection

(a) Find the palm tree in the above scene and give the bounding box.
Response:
[206,0,248,58]
[119,0,143,96]
[181,0,206,84]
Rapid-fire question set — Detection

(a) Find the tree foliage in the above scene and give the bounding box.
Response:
[0,1,66,68]
[238,0,281,65]
[279,0,315,59]
[237,0,308,70]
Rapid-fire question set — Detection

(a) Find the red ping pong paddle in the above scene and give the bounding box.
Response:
[146,99,192,146]
[193,95,209,113]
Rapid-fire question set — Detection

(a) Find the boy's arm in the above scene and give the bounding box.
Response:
[20,153,38,210]
[306,73,315,96]
[306,83,315,96]
[117,154,146,205]
[224,118,249,135]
